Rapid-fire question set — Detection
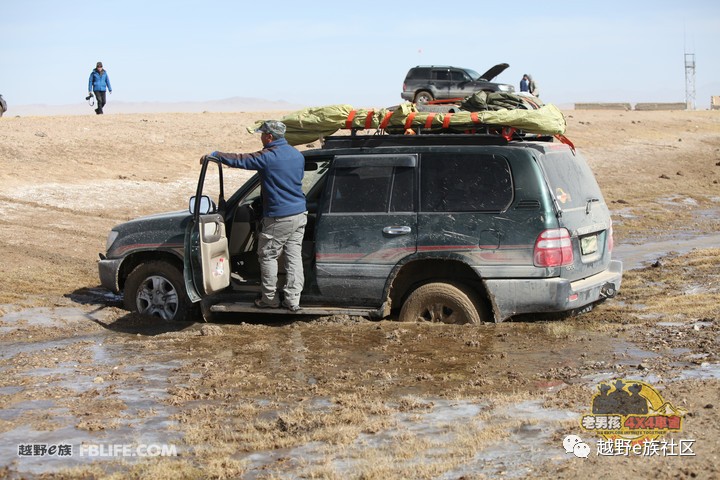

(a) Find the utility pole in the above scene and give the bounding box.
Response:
[684,53,696,111]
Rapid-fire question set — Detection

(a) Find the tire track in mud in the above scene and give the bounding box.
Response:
[0,195,145,223]
[0,216,112,241]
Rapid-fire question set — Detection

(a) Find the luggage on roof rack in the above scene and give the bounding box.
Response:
[246,93,566,146]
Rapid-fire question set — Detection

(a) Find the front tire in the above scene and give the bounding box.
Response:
[399,282,483,324]
[123,261,192,322]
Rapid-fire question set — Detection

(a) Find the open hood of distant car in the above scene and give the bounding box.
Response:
[478,63,509,81]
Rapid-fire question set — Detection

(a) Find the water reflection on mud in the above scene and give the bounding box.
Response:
[1,222,719,477]
[613,232,720,269]
[0,310,185,474]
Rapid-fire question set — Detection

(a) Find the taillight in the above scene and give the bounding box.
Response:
[402,82,406,92]
[607,219,614,253]
[534,228,574,267]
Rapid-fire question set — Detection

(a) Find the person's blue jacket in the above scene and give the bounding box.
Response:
[88,69,112,92]
[213,138,306,218]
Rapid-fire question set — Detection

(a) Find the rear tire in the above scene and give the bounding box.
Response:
[413,91,434,104]
[123,261,192,323]
[399,282,482,325]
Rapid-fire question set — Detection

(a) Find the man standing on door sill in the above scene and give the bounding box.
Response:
[203,120,307,312]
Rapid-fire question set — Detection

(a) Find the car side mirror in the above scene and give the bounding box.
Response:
[189,195,216,215]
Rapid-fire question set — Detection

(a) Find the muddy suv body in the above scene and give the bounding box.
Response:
[99,133,622,324]
[401,64,515,104]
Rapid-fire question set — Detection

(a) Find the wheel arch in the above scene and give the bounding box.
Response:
[117,250,184,291]
[385,256,494,320]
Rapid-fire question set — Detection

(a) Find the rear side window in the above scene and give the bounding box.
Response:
[328,166,415,213]
[421,153,513,212]
[406,68,431,80]
[539,151,603,209]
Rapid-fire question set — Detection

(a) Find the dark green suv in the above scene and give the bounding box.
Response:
[99,132,622,324]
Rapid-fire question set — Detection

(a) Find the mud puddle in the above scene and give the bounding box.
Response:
[613,232,720,269]
[2,312,717,477]
[2,226,719,477]
[0,305,188,475]
[236,397,577,479]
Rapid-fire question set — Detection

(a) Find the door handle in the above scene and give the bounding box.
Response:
[383,226,412,235]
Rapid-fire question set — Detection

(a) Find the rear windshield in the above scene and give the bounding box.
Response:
[538,150,604,210]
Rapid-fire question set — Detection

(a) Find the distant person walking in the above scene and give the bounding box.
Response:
[88,61,112,114]
[520,74,530,93]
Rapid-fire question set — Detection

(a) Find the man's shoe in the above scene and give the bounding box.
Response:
[254,298,279,309]
[282,301,302,313]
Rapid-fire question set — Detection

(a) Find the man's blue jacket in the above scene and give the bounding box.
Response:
[88,69,112,92]
[213,138,306,218]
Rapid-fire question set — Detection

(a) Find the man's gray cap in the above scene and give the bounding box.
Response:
[255,120,286,138]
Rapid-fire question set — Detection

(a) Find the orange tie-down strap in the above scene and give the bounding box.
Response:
[404,112,417,130]
[364,110,374,129]
[344,110,357,130]
[501,127,516,141]
[379,111,394,130]
[344,110,378,130]
[424,113,436,129]
[554,134,576,151]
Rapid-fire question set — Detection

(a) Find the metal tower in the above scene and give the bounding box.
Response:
[685,53,696,110]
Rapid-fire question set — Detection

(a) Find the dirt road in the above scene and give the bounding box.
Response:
[0,109,718,479]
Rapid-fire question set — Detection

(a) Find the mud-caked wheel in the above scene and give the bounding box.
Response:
[123,261,192,323]
[413,91,434,104]
[399,282,483,325]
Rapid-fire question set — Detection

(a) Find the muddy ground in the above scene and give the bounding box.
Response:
[0,109,718,479]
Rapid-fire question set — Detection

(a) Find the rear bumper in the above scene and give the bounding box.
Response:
[98,257,123,293]
[483,260,623,322]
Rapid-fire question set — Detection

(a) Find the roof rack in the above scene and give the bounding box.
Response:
[322,129,554,149]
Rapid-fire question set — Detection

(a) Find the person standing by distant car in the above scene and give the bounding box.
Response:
[520,74,530,93]
[203,120,307,312]
[88,61,112,114]
[528,74,539,97]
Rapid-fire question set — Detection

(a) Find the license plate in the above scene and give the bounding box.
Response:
[581,235,598,255]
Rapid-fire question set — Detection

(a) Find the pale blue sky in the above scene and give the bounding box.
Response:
[2,0,719,109]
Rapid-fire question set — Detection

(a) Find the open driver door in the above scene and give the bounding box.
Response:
[184,156,231,303]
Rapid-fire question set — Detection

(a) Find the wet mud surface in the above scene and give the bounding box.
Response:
[1,241,718,479]
[0,110,719,479]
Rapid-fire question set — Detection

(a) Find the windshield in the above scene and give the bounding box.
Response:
[465,69,481,81]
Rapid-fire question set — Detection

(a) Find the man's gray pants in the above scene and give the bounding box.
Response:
[258,212,307,307]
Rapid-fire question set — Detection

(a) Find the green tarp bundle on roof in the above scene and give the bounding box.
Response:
[248,92,566,146]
